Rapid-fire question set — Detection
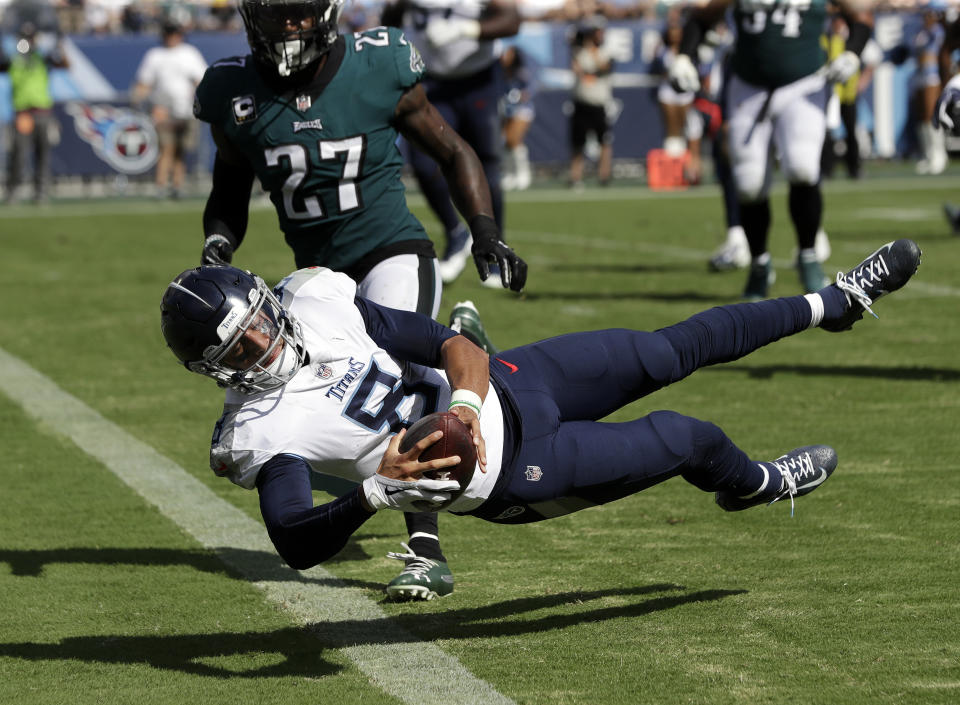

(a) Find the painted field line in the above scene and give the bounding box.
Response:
[0,346,515,705]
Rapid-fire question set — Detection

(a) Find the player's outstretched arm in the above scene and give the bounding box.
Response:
[201,125,255,265]
[440,334,490,471]
[395,83,527,291]
[257,455,377,568]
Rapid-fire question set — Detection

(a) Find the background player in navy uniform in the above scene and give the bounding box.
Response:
[160,238,921,583]
[670,0,873,300]
[193,0,526,600]
[381,0,522,287]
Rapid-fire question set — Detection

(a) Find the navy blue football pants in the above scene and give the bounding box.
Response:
[468,295,815,523]
[407,65,505,233]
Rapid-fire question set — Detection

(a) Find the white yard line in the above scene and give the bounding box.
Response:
[0,347,516,705]
[2,174,958,218]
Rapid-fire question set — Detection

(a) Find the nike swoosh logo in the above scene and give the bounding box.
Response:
[496,358,519,374]
[796,468,829,492]
[384,487,409,496]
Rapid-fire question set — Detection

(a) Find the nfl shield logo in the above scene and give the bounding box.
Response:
[525,466,542,481]
[296,94,312,111]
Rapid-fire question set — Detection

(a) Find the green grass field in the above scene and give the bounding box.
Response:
[1,171,958,705]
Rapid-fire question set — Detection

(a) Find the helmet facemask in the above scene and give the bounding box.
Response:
[189,276,306,394]
[239,0,344,77]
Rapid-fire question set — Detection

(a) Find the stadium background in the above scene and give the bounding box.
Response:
[0,9,941,185]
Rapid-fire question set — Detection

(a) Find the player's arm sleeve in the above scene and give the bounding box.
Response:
[354,297,457,367]
[203,148,254,248]
[256,454,375,568]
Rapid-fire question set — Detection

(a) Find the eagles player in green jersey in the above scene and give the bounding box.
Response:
[670,0,873,300]
[193,0,527,601]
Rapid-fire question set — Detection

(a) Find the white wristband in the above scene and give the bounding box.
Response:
[449,388,482,417]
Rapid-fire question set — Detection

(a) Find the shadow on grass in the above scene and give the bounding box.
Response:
[703,363,960,382]
[0,536,397,592]
[0,583,746,677]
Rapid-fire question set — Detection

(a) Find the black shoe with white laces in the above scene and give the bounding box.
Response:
[716,445,838,514]
[821,239,921,332]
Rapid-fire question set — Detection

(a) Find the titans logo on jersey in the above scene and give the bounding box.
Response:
[208,267,506,514]
[194,27,431,271]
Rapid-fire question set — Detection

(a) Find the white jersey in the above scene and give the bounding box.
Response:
[134,42,208,119]
[400,0,500,79]
[210,267,503,513]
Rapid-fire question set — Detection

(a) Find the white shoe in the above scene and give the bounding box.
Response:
[928,152,948,176]
[815,228,831,262]
[437,224,473,284]
[513,145,532,190]
[480,264,506,289]
[791,228,831,265]
[708,226,750,271]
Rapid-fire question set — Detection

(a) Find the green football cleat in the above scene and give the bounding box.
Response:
[448,300,499,354]
[384,543,455,602]
[796,251,830,293]
[742,259,775,301]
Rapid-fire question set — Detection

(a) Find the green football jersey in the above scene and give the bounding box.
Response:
[731,0,828,89]
[194,27,431,271]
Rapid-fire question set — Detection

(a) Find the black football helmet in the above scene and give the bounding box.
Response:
[238,0,345,77]
[161,265,305,394]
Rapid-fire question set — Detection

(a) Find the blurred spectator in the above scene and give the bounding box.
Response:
[84,0,129,35]
[652,8,701,182]
[131,20,207,199]
[0,22,69,203]
[822,15,881,180]
[568,15,614,189]
[913,1,948,175]
[120,4,149,33]
[500,44,538,191]
[381,0,521,288]
[57,0,86,34]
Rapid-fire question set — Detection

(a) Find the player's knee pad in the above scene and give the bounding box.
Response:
[678,418,736,492]
[785,165,820,187]
[734,170,767,203]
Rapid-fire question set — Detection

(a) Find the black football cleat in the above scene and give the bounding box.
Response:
[716,445,837,514]
[820,239,921,332]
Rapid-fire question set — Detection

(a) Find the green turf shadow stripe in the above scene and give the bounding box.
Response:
[0,346,516,705]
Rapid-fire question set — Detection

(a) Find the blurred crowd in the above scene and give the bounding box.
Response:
[2,0,960,203]
[0,1,242,35]
[0,1,956,36]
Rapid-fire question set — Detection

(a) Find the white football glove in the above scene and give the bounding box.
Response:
[934,85,960,134]
[425,18,481,48]
[668,54,700,94]
[362,473,460,512]
[824,50,860,84]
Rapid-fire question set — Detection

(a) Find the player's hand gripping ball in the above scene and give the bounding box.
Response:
[399,412,477,494]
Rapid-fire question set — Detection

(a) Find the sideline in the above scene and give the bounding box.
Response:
[0,346,516,705]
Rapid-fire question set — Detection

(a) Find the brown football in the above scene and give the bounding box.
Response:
[399,411,477,492]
